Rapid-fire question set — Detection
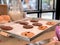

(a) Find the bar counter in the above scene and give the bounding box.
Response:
[0,30,60,45]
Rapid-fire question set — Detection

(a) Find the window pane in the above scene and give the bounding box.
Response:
[39,0,42,10]
[26,13,37,18]
[41,12,53,19]
[55,0,56,9]
[54,12,56,19]
[21,0,37,11]
[42,0,53,10]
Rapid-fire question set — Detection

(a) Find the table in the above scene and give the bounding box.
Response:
[0,30,58,45]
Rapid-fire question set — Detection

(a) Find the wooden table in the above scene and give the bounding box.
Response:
[0,30,58,45]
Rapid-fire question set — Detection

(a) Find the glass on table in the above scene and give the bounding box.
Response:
[8,0,25,21]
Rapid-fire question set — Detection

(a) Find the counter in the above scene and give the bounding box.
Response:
[0,18,60,45]
[0,30,59,45]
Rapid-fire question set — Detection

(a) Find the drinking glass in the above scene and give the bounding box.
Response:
[8,0,25,21]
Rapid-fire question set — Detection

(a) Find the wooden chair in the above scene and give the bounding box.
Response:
[0,4,8,15]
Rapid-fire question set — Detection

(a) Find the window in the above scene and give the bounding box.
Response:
[39,0,56,19]
[0,0,56,19]
[42,0,53,10]
[55,0,56,10]
[41,12,53,19]
[21,0,38,11]
[0,0,10,5]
